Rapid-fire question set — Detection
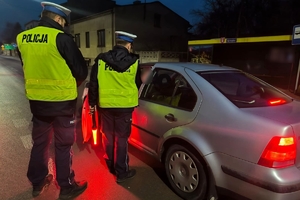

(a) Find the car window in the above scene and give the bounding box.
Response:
[198,71,293,108]
[140,69,197,111]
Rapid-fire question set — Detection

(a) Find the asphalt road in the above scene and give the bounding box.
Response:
[0,55,184,200]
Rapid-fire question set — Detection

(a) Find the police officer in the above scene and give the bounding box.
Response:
[16,2,88,199]
[88,31,142,183]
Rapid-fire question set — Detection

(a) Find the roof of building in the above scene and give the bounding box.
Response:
[60,0,190,26]
[115,1,190,25]
[60,0,116,21]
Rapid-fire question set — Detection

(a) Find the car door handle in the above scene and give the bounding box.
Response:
[165,113,176,122]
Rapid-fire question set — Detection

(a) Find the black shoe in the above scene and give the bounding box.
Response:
[59,181,88,200]
[32,174,53,197]
[116,169,136,183]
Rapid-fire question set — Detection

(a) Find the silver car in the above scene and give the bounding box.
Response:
[128,62,300,200]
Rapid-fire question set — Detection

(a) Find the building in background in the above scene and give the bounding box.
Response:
[23,0,191,64]
[68,1,191,63]
[61,0,116,22]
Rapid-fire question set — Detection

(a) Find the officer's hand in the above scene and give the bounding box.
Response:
[89,105,96,115]
[82,87,89,102]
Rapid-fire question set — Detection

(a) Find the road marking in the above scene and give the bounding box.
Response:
[20,134,33,149]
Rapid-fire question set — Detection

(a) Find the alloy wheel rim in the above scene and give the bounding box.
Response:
[168,151,199,193]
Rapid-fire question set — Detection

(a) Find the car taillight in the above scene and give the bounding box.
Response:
[258,136,296,168]
[268,99,286,105]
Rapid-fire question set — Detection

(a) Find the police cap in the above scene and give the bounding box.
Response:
[115,31,137,43]
[41,2,71,24]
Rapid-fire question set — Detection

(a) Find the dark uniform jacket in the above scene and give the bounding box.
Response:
[88,45,142,112]
[18,17,88,116]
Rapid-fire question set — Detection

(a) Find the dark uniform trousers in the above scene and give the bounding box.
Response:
[27,115,75,187]
[100,109,132,178]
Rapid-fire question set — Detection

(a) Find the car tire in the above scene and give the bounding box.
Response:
[165,144,207,200]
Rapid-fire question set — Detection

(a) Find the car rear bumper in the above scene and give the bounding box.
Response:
[221,165,300,193]
[206,153,300,200]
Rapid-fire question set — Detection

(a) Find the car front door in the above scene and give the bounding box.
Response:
[130,67,200,156]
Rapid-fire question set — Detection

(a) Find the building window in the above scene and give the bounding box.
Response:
[97,29,105,47]
[85,32,90,48]
[154,13,161,28]
[75,33,80,48]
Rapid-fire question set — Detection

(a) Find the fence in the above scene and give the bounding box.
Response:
[136,51,188,63]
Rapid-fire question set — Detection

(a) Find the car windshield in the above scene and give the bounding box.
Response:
[198,71,293,108]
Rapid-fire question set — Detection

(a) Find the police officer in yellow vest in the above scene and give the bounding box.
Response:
[16,2,88,199]
[88,31,142,183]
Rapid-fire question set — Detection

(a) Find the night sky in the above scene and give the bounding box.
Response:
[0,0,203,34]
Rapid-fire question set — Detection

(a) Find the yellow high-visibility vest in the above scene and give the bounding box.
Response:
[97,59,139,108]
[17,26,77,101]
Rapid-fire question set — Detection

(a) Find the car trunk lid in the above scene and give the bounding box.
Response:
[242,100,300,168]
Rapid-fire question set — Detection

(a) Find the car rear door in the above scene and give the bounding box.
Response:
[130,67,200,155]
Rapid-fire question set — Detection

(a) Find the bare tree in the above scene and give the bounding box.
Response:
[191,0,300,38]
[0,22,23,43]
[190,0,241,38]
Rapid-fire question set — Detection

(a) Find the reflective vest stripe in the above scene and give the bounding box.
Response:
[26,89,76,96]
[99,89,136,95]
[26,79,75,86]
[99,97,136,104]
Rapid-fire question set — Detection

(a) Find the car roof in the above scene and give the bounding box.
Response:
[140,62,239,72]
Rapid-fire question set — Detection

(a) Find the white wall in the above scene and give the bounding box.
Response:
[70,11,113,60]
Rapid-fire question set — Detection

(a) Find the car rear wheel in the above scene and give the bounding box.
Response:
[165,144,207,200]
